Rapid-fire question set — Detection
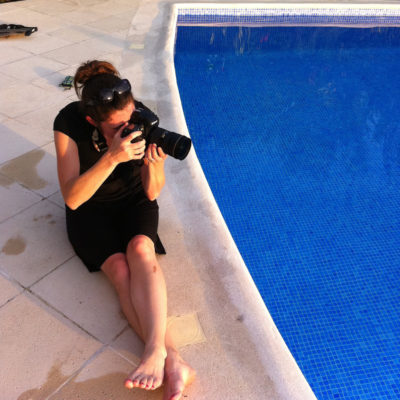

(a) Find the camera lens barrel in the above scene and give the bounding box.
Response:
[122,108,192,160]
[149,128,192,160]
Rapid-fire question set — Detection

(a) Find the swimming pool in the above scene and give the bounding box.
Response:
[174,6,400,400]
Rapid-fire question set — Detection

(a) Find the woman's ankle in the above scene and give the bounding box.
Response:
[143,342,167,358]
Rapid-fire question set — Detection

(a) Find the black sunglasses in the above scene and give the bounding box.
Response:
[86,79,131,106]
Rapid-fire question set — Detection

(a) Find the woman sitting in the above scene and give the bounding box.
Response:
[53,60,195,399]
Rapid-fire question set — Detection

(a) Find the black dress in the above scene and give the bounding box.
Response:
[53,101,165,272]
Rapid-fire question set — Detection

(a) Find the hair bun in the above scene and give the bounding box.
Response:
[74,60,119,98]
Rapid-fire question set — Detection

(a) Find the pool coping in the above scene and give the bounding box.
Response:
[124,2,400,399]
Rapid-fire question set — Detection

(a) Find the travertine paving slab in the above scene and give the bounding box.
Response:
[0,173,42,223]
[31,66,78,92]
[0,46,30,66]
[0,273,23,307]
[48,25,109,44]
[82,33,128,54]
[1,55,68,83]
[110,327,143,364]
[61,7,111,24]
[49,348,161,400]
[31,256,128,343]
[1,117,54,159]
[43,41,110,65]
[11,32,72,55]
[0,292,101,400]
[0,72,17,89]
[0,142,60,197]
[0,82,60,118]
[15,97,70,138]
[86,0,139,18]
[0,7,66,34]
[0,120,42,164]
[26,0,77,17]
[86,14,133,33]
[47,190,65,208]
[0,199,73,286]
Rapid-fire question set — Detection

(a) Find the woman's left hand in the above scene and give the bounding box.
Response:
[144,144,167,166]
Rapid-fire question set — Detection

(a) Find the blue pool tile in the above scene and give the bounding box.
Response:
[175,25,400,399]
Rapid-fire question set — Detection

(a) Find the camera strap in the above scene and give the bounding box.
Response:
[91,128,108,153]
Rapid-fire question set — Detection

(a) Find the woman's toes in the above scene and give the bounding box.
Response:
[145,377,154,390]
[125,379,134,389]
[132,376,143,388]
[152,377,162,390]
[139,377,148,388]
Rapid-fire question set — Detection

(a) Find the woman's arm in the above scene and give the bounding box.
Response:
[54,126,145,210]
[141,144,167,201]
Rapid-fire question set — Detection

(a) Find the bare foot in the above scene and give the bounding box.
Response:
[162,351,196,400]
[125,345,167,391]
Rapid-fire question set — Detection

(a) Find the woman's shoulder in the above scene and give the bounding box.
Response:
[55,101,81,120]
[53,101,92,141]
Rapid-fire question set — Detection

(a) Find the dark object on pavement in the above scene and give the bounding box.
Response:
[59,76,74,90]
[0,24,38,38]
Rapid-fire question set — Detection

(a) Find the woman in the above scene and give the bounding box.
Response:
[53,60,194,399]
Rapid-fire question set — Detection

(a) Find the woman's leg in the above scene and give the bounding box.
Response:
[101,248,195,398]
[124,234,167,389]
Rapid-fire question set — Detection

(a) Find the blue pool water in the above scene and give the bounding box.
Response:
[174,26,400,399]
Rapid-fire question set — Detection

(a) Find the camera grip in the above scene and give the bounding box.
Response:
[121,123,145,143]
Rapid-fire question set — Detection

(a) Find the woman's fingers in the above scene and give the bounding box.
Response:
[156,146,167,160]
[123,129,142,142]
[143,144,168,165]
[148,144,167,162]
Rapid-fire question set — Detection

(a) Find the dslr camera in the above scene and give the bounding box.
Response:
[121,101,191,161]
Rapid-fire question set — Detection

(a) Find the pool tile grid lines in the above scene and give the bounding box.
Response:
[172,3,395,398]
[0,0,318,399]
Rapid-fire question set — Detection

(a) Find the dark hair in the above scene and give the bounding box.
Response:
[74,60,134,122]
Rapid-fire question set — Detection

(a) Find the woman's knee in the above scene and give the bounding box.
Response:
[101,253,130,288]
[126,235,155,264]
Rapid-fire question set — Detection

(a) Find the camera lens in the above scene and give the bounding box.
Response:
[171,135,192,160]
[150,128,192,160]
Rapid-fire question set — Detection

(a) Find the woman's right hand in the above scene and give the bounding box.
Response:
[107,123,146,164]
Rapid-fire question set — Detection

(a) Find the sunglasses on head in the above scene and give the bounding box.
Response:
[86,79,131,106]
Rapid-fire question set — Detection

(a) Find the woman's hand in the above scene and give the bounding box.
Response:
[107,123,146,165]
[141,144,167,200]
[144,143,167,166]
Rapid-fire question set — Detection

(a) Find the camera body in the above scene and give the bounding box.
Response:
[121,102,191,161]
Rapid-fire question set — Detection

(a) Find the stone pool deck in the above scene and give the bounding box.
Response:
[1,0,393,399]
